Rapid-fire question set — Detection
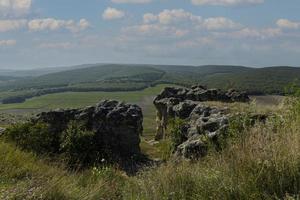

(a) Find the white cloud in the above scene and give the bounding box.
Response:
[144,9,202,25]
[276,19,300,29]
[111,0,151,3]
[102,7,125,20]
[143,13,157,23]
[191,0,264,6]
[28,18,90,32]
[123,24,189,38]
[38,42,73,49]
[215,27,282,39]
[0,39,16,46]
[0,0,31,17]
[202,17,241,30]
[141,9,240,33]
[0,19,27,32]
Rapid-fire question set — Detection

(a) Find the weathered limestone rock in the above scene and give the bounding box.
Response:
[34,100,143,157]
[154,85,249,140]
[175,104,229,159]
[153,85,250,159]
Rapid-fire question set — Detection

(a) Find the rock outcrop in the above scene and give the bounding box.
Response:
[154,85,249,141]
[153,85,250,159]
[175,104,229,159]
[34,100,143,157]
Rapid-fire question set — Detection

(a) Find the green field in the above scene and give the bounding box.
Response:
[0,84,174,140]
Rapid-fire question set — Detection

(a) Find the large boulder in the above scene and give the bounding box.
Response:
[34,100,143,157]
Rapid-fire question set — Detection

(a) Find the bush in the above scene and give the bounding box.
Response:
[4,122,59,154]
[60,122,100,167]
[168,118,187,150]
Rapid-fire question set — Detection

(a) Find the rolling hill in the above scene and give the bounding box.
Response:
[0,64,299,103]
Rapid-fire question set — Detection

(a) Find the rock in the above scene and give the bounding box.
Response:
[34,100,143,157]
[153,85,250,159]
[153,86,249,140]
[174,104,229,158]
[176,135,208,159]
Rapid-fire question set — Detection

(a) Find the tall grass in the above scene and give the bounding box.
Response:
[123,97,300,200]
[0,140,126,200]
[2,95,300,199]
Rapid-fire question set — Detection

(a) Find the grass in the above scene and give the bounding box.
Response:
[123,98,300,200]
[2,97,300,199]
[2,85,300,199]
[0,140,127,200]
[0,84,171,110]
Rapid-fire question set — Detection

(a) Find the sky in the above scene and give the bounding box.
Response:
[0,0,300,69]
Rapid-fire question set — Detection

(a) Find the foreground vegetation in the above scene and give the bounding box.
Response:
[1,88,300,199]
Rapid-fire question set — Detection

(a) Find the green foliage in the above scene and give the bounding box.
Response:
[4,122,59,154]
[285,82,300,121]
[168,118,187,150]
[227,114,253,138]
[60,122,100,167]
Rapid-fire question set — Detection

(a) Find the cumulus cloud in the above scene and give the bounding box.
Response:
[0,0,32,17]
[111,0,151,3]
[0,39,16,46]
[276,19,300,29]
[102,7,125,20]
[202,17,241,30]
[0,18,90,33]
[28,18,90,32]
[191,0,264,6]
[0,19,27,32]
[140,9,240,32]
[143,9,202,25]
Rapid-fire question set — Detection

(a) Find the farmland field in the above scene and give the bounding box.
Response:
[0,84,175,139]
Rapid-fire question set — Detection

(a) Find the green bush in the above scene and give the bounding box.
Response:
[168,118,187,150]
[4,122,59,154]
[60,122,100,167]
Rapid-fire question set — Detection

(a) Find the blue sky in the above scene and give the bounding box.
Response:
[0,0,300,69]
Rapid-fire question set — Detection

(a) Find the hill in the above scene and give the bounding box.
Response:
[0,64,299,103]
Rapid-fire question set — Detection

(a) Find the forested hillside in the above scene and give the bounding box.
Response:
[0,64,299,103]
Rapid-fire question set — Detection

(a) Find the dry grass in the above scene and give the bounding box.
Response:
[123,98,300,200]
[1,96,300,200]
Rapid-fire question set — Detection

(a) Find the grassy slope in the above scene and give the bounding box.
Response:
[1,96,300,199]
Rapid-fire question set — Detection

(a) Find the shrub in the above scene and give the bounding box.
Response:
[168,118,187,150]
[4,122,59,154]
[60,122,100,167]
